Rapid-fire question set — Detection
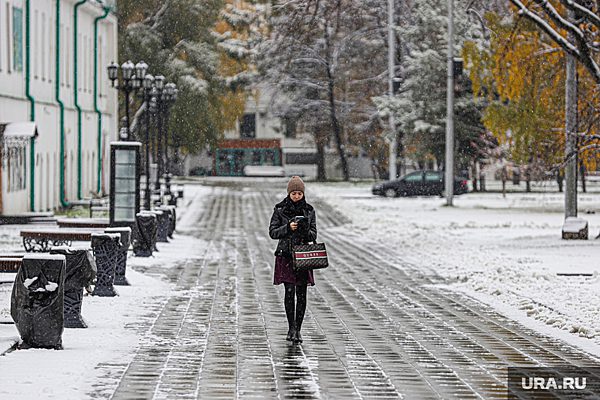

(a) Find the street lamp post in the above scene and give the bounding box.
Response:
[154,75,165,194]
[387,0,397,181]
[445,0,455,206]
[163,83,177,200]
[142,74,154,210]
[107,60,147,141]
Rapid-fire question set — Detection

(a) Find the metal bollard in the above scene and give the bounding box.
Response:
[50,246,96,328]
[105,227,132,286]
[154,210,169,243]
[133,212,157,257]
[168,205,177,234]
[159,205,176,238]
[142,211,160,251]
[11,254,66,349]
[91,233,121,297]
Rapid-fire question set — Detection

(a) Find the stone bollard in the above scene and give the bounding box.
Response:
[50,246,96,328]
[154,210,169,243]
[159,205,176,238]
[91,233,121,297]
[11,254,66,349]
[133,212,157,257]
[105,227,132,286]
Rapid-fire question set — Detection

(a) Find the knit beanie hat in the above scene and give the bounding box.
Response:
[287,176,305,194]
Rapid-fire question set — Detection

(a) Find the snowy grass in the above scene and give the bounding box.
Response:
[311,182,600,357]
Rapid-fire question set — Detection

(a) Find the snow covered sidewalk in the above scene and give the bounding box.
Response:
[313,182,600,357]
[0,184,212,399]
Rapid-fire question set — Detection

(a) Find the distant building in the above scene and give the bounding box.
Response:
[0,0,118,214]
[216,87,319,178]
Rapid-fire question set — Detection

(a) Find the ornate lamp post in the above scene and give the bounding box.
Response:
[163,82,178,199]
[107,60,148,141]
[142,74,155,210]
[153,75,165,193]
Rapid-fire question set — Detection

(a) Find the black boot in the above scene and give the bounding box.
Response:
[286,327,296,341]
[292,326,303,343]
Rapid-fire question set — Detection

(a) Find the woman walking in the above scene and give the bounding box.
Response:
[269,176,317,343]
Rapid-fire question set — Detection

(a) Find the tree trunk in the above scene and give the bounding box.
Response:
[471,160,478,192]
[315,132,327,181]
[479,162,486,191]
[396,136,404,176]
[326,76,349,181]
[370,157,378,179]
[557,170,564,192]
[580,160,586,193]
[173,146,180,176]
[501,166,507,198]
[323,27,349,182]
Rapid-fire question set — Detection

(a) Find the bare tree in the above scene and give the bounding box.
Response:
[259,0,389,181]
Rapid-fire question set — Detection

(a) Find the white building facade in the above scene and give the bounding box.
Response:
[215,87,319,178]
[0,0,118,214]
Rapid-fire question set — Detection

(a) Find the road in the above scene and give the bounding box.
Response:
[104,183,600,399]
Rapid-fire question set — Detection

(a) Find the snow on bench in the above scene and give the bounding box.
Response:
[20,229,104,252]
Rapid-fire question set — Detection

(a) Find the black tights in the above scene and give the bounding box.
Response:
[284,283,307,331]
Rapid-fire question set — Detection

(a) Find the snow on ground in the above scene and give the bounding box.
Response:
[311,182,600,357]
[2,178,600,396]
[0,183,213,399]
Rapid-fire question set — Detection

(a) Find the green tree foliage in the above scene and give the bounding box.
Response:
[118,0,253,156]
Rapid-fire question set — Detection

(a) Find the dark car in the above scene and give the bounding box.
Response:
[372,170,468,197]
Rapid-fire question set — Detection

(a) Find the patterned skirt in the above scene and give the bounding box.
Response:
[273,256,315,286]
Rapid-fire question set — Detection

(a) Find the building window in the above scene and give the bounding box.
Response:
[6,145,27,192]
[34,10,38,79]
[41,13,45,80]
[98,36,103,97]
[48,15,53,82]
[240,114,256,139]
[12,6,23,72]
[65,26,70,87]
[6,3,12,72]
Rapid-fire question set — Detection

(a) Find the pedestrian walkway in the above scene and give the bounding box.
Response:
[106,184,600,399]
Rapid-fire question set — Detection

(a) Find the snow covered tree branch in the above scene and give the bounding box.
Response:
[509,0,600,83]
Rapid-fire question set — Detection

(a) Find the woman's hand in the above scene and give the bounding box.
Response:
[290,221,298,231]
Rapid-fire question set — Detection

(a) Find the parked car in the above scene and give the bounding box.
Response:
[371,170,468,197]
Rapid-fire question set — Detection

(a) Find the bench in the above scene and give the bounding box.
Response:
[56,218,110,229]
[20,229,103,252]
[0,253,24,273]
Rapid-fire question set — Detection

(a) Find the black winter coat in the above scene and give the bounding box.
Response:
[269,197,317,257]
